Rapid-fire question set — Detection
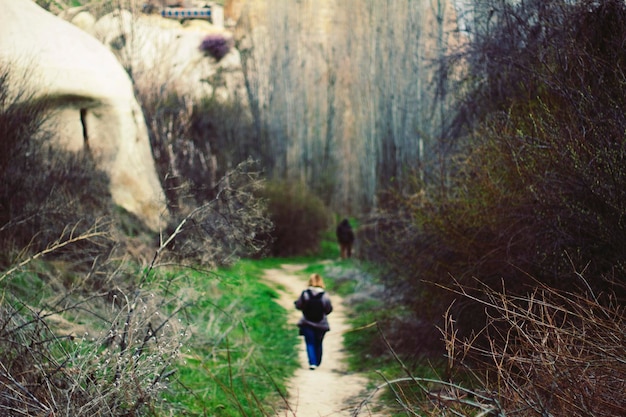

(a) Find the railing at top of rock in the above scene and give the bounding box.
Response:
[161,7,211,20]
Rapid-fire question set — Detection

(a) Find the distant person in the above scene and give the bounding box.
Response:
[336,218,355,259]
[295,273,333,370]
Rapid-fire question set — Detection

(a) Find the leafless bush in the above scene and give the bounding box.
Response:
[438,277,626,417]
[0,293,185,417]
[0,156,271,416]
[353,321,502,417]
[0,223,189,417]
[158,158,273,267]
[354,276,625,417]
[137,82,264,218]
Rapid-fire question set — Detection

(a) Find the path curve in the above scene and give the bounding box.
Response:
[264,265,375,417]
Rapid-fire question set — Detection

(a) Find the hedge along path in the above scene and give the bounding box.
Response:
[264,264,380,417]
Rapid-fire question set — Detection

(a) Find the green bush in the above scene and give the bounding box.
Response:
[258,180,332,257]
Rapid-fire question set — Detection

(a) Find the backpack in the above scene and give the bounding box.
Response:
[303,289,325,322]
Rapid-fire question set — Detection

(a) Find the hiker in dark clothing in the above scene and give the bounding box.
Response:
[295,273,333,370]
[336,218,355,259]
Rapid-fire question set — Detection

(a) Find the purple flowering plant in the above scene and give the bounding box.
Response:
[199,33,231,61]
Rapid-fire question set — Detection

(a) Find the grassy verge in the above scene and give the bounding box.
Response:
[161,260,300,416]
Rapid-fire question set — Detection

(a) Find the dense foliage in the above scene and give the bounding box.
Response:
[350,2,626,415]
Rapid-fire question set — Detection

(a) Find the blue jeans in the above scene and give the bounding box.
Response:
[301,325,326,366]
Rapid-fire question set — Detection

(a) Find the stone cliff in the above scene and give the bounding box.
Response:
[0,0,168,231]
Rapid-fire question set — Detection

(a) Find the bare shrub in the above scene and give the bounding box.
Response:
[159,158,273,267]
[0,158,272,416]
[138,88,198,214]
[189,96,269,181]
[437,278,626,417]
[353,277,625,417]
[137,83,265,217]
[0,255,188,417]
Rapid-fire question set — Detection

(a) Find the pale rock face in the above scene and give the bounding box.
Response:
[0,0,167,231]
[90,9,246,104]
[70,10,96,33]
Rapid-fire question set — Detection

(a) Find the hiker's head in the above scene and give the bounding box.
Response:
[308,273,325,289]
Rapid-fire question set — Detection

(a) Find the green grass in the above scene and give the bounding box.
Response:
[3,270,48,302]
[161,260,300,416]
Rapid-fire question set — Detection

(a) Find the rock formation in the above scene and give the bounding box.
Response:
[0,0,167,231]
[76,5,246,105]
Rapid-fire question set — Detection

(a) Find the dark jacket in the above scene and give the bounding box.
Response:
[336,219,355,244]
[295,286,333,331]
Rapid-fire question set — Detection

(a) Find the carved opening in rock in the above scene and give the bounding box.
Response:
[80,108,89,149]
[110,34,126,51]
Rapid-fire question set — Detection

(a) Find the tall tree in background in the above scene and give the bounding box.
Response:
[233,0,463,213]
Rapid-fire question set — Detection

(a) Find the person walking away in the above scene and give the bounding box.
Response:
[336,218,355,259]
[295,273,333,370]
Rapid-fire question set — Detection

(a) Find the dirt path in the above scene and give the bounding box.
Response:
[263,265,375,417]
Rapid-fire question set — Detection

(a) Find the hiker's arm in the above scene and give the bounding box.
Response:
[294,291,306,310]
[324,295,333,315]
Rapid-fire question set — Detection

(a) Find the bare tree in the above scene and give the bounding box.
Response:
[233,0,463,213]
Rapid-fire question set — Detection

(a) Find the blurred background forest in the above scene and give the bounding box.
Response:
[228,0,461,213]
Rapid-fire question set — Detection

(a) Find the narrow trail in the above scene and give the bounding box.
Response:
[263,265,376,417]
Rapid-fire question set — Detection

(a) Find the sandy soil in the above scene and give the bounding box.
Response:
[263,265,378,417]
